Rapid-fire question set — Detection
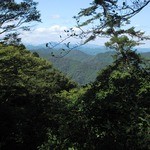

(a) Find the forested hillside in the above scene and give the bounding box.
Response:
[0,0,150,150]
[30,48,150,85]
[31,49,114,84]
[0,44,77,149]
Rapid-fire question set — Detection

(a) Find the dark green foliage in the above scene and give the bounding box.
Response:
[39,87,90,150]
[39,51,149,150]
[0,44,76,149]
[78,60,149,149]
[0,0,150,149]
[0,37,149,150]
[54,52,149,150]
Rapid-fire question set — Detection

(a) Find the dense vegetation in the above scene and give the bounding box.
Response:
[31,47,150,85]
[0,44,149,149]
[0,0,150,150]
[31,48,114,85]
[0,44,76,149]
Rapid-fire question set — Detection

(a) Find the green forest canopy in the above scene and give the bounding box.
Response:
[0,0,150,149]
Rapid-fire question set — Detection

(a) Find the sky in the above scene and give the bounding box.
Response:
[16,0,150,48]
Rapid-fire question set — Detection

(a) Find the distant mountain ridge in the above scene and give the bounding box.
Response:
[26,43,150,55]
[26,43,111,55]
[27,44,150,85]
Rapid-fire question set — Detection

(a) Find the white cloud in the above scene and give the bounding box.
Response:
[20,25,110,46]
[35,25,67,33]
[20,25,69,45]
[48,25,67,33]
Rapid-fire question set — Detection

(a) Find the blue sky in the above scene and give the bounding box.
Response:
[16,0,150,47]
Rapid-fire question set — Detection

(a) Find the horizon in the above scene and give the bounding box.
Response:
[26,42,150,55]
[25,42,150,48]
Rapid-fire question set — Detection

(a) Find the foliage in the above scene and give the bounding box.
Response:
[75,1,149,58]
[75,0,150,37]
[46,0,150,58]
[43,1,150,149]
[0,44,76,149]
[38,87,90,150]
[0,0,40,45]
[38,51,150,150]
[0,0,150,149]
[76,54,150,149]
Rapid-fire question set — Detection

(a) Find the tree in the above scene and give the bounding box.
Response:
[0,0,14,2]
[46,52,149,150]
[44,1,150,149]
[69,1,150,149]
[75,57,149,149]
[0,44,76,149]
[74,0,150,44]
[47,0,150,59]
[38,50,149,149]
[0,0,40,44]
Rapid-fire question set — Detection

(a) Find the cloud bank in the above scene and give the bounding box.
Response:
[21,25,84,45]
[21,25,68,45]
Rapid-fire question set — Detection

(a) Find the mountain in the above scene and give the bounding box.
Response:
[140,51,150,59]
[26,43,150,55]
[26,43,113,55]
[65,50,92,62]
[136,47,150,53]
[30,48,114,85]
[27,44,150,85]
